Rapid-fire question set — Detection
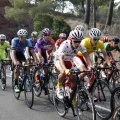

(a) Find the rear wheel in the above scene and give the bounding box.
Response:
[112,106,120,120]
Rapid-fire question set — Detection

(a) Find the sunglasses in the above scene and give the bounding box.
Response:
[0,39,5,41]
[44,34,50,36]
[20,36,27,38]
[93,38,100,41]
[61,37,66,39]
[73,41,81,43]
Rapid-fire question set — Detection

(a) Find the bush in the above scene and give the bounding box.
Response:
[34,13,71,40]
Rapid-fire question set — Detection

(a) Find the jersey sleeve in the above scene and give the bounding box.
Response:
[98,41,105,50]
[27,40,33,50]
[6,42,10,50]
[11,39,16,50]
[78,44,87,54]
[58,42,66,55]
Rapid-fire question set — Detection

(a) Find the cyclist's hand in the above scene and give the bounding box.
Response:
[110,59,114,63]
[65,69,70,75]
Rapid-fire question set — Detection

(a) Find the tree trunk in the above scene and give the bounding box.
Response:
[81,0,85,14]
[105,0,114,27]
[93,0,96,27]
[84,0,91,26]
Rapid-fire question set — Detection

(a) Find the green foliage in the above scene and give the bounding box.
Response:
[34,13,71,40]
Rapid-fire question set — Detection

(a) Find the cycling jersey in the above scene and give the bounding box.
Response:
[0,41,10,52]
[58,40,86,61]
[55,39,62,48]
[34,37,53,53]
[0,41,10,60]
[11,37,33,52]
[104,42,120,52]
[77,37,105,56]
[27,38,37,47]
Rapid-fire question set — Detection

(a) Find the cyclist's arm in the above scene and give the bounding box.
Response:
[102,50,111,66]
[82,52,93,67]
[25,47,31,59]
[29,49,38,62]
[11,50,17,64]
[59,54,67,71]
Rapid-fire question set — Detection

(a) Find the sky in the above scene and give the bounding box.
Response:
[115,0,120,2]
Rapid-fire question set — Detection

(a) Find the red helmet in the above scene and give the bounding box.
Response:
[102,37,108,43]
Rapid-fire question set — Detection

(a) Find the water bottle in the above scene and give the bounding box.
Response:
[65,84,70,98]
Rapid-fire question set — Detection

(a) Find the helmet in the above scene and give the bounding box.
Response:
[59,33,66,38]
[112,36,120,43]
[89,28,101,38]
[74,25,84,32]
[69,30,83,40]
[31,31,38,37]
[102,37,108,43]
[0,34,6,40]
[42,28,51,34]
[17,29,28,36]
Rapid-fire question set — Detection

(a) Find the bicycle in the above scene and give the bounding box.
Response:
[88,66,113,120]
[0,59,12,90]
[12,64,35,108]
[31,63,57,104]
[53,69,96,120]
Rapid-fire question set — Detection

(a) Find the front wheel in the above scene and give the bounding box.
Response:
[112,106,120,120]
[24,76,34,108]
[76,87,96,120]
[1,66,6,90]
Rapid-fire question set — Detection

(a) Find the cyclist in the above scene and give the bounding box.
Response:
[34,28,55,94]
[55,29,93,100]
[25,31,38,63]
[0,34,10,89]
[11,29,38,93]
[74,25,85,32]
[74,28,111,86]
[96,36,120,78]
[55,33,66,50]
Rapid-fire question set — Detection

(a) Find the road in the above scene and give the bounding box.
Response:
[0,69,76,120]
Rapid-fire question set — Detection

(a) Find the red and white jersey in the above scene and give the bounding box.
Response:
[55,39,62,48]
[58,40,86,61]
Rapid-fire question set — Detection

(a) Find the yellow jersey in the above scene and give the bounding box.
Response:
[77,37,105,56]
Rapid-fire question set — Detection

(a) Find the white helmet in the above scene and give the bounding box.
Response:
[69,30,83,40]
[59,33,66,38]
[74,25,84,32]
[0,34,6,40]
[17,29,28,36]
[89,28,101,38]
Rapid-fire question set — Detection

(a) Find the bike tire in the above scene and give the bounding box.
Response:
[24,76,34,108]
[47,73,57,104]
[92,79,112,120]
[112,106,120,120]
[76,87,96,120]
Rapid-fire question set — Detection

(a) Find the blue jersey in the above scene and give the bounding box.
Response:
[27,38,36,48]
[11,37,33,52]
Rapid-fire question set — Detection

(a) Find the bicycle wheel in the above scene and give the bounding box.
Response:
[47,73,57,104]
[54,90,67,117]
[92,79,112,120]
[76,87,96,120]
[13,78,21,100]
[1,66,6,90]
[33,70,42,97]
[112,106,120,120]
[24,76,34,108]
[111,87,120,109]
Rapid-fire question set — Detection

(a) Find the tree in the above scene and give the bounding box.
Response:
[105,0,114,27]
[93,0,96,27]
[84,0,91,27]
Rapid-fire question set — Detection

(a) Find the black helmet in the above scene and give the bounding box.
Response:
[112,36,120,43]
